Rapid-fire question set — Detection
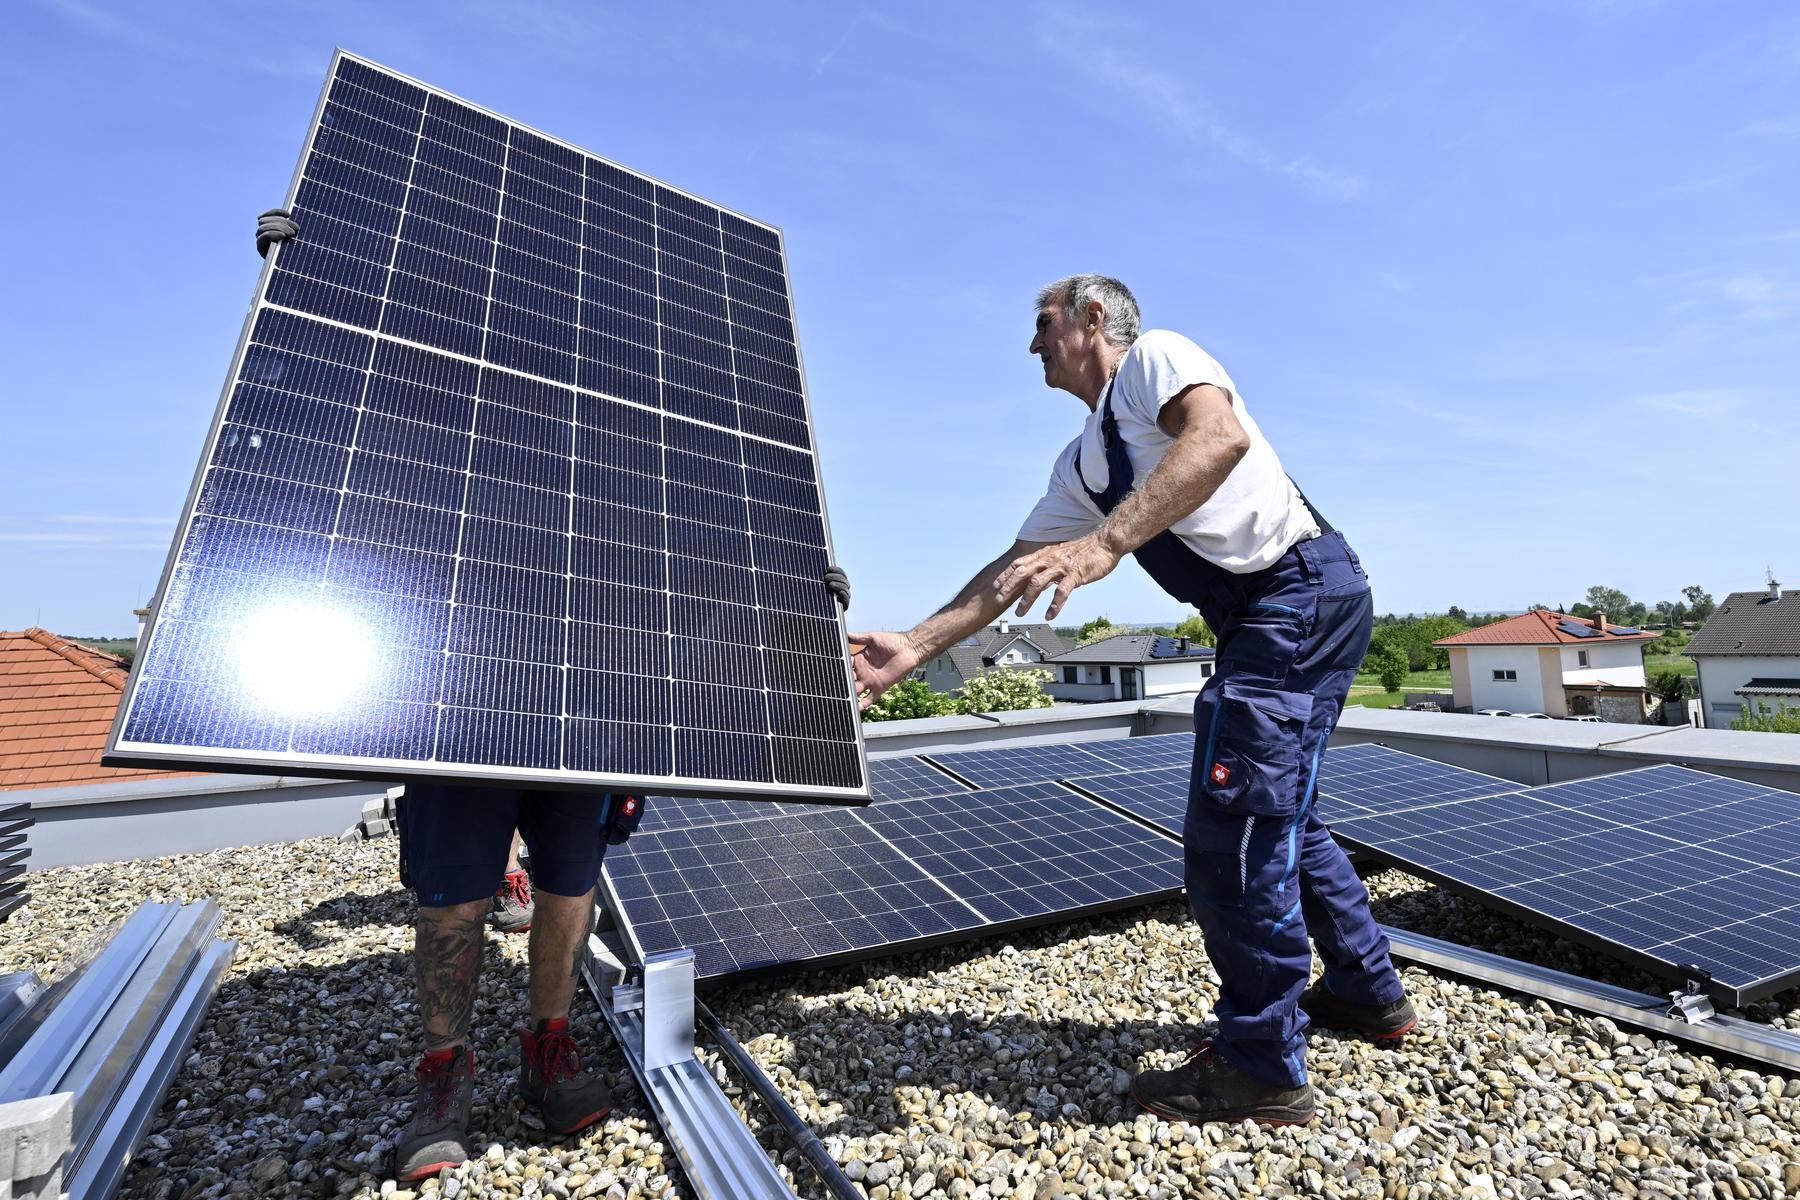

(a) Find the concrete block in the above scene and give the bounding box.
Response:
[11,1162,60,1200]
[0,1092,71,1180]
[361,817,391,839]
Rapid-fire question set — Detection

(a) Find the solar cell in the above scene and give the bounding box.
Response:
[106,52,867,800]
[1312,742,1522,820]
[1331,764,1800,1003]
[866,756,973,802]
[922,742,1116,790]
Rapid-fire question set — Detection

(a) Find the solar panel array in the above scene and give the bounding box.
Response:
[1330,764,1800,1003]
[107,52,866,800]
[1312,741,1521,819]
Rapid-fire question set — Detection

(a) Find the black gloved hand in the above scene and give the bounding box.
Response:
[257,208,300,258]
[823,564,851,613]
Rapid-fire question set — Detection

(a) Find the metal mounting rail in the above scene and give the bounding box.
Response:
[581,937,796,1200]
[1383,925,1800,1073]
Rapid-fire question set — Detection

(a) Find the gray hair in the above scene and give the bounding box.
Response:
[1035,274,1141,347]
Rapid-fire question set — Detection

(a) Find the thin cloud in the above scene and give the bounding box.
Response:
[1632,388,1757,418]
[1036,10,1370,202]
[31,0,317,79]
[0,514,175,552]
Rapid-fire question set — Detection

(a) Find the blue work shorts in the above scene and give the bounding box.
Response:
[396,784,612,908]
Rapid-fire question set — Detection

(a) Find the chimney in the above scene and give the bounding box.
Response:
[133,606,151,642]
[1591,611,1607,633]
[1770,575,1782,602]
[998,618,1010,634]
[1178,636,1190,653]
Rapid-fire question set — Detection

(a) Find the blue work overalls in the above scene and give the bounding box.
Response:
[1081,385,1405,1087]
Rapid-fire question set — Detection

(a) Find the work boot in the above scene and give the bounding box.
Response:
[518,1018,612,1134]
[489,868,534,933]
[1130,1040,1315,1126]
[394,1046,475,1182]
[1299,980,1418,1041]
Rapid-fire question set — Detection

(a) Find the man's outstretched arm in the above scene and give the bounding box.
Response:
[850,538,1052,708]
[994,383,1250,621]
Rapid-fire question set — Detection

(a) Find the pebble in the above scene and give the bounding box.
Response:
[0,838,1793,1199]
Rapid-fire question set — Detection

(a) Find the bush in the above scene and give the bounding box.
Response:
[1649,670,1688,703]
[861,679,958,722]
[1173,612,1216,647]
[1732,703,1800,734]
[1366,642,1409,693]
[957,668,1054,714]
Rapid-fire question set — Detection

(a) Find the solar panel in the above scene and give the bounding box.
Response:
[605,807,976,977]
[1331,765,1800,1003]
[921,742,1117,790]
[1063,766,1189,836]
[866,755,973,802]
[859,783,1184,921]
[1070,733,1195,775]
[105,52,867,801]
[1313,742,1522,820]
[633,755,968,836]
[605,777,1183,978]
[1557,619,1602,639]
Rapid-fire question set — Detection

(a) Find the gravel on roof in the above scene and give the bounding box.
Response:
[0,837,1795,1200]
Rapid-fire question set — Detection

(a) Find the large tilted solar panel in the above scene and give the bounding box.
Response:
[605,778,1183,979]
[1313,742,1522,820]
[106,52,867,800]
[1331,765,1800,1003]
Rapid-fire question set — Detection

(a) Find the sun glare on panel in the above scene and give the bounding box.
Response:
[234,599,379,718]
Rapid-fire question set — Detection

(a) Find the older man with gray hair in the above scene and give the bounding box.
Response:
[852,274,1414,1125]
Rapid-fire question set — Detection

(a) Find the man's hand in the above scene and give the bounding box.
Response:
[847,630,923,710]
[993,535,1122,621]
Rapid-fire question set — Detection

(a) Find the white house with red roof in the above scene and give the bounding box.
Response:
[1433,611,1658,721]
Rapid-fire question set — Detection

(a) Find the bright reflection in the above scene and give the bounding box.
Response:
[235,598,379,717]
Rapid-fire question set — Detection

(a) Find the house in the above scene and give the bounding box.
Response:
[1433,610,1658,721]
[1684,583,1800,729]
[915,620,1074,695]
[0,628,200,791]
[1041,633,1216,703]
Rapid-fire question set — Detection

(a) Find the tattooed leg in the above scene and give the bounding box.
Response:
[528,886,597,1027]
[415,899,488,1052]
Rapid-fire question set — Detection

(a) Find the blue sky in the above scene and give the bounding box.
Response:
[4,1,1795,637]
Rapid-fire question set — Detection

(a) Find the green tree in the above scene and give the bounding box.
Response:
[1366,641,1409,693]
[1682,586,1716,623]
[1173,611,1216,647]
[1732,703,1800,734]
[956,668,1054,714]
[1649,670,1689,704]
[1446,605,1469,623]
[861,679,958,722]
[1412,615,1468,670]
[1077,616,1119,645]
[1585,586,1633,616]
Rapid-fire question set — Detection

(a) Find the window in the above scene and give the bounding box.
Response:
[1100,666,1112,684]
[1062,666,1077,684]
[1577,650,1589,667]
[1491,669,1517,681]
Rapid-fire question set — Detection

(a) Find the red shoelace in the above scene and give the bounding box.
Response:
[418,1049,465,1121]
[533,1025,584,1086]
[501,870,532,908]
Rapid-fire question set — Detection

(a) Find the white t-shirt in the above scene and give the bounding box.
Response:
[1016,329,1319,573]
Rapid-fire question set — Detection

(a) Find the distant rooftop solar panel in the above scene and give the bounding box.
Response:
[1331,764,1800,1004]
[105,51,867,802]
[1557,619,1603,639]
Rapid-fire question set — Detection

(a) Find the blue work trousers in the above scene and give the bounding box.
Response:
[1183,532,1405,1087]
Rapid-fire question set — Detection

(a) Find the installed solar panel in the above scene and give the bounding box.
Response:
[106,52,866,801]
[859,783,1184,921]
[922,742,1117,790]
[633,755,969,836]
[1331,764,1800,1003]
[1064,766,1189,836]
[1071,733,1195,775]
[1313,742,1522,820]
[606,777,1183,978]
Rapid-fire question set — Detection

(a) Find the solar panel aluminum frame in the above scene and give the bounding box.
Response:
[103,49,871,803]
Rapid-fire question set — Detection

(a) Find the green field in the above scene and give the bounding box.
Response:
[1642,652,1696,678]
[1351,666,1452,691]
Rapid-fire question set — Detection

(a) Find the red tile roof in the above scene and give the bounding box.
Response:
[1433,611,1659,648]
[0,629,201,791]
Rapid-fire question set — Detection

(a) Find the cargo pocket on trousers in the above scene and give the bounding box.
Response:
[1196,681,1313,817]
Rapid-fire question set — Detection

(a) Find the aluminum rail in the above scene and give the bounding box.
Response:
[1383,925,1800,1073]
[581,938,797,1199]
[693,999,862,1200]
